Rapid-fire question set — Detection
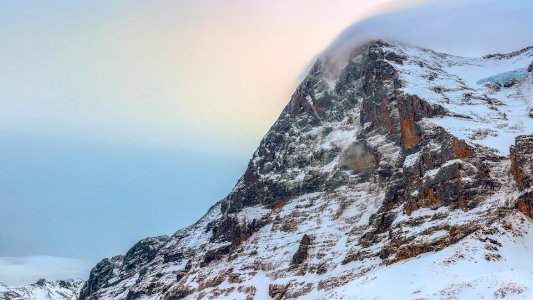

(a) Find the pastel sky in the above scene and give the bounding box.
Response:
[0,0,417,286]
[0,0,531,286]
[0,0,414,154]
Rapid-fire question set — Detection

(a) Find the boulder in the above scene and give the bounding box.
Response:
[291,234,312,265]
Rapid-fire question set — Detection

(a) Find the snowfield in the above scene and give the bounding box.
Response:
[325,214,533,300]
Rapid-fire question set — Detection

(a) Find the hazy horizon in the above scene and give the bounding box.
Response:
[0,0,412,286]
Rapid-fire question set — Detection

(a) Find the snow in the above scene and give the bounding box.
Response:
[325,215,533,300]
[319,128,358,151]
[422,159,466,180]
[172,202,221,249]
[388,44,533,155]
[238,205,271,221]
[367,134,402,167]
[295,171,306,181]
[0,279,84,300]
[414,229,448,243]
[246,271,271,299]
[403,151,421,168]
[321,158,338,173]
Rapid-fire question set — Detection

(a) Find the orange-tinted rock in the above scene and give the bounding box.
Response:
[426,188,439,206]
[400,114,421,149]
[417,195,427,208]
[458,197,466,209]
[273,198,284,210]
[515,192,532,218]
[232,233,251,245]
[381,97,394,133]
[312,99,325,118]
[452,138,472,159]
[510,135,533,190]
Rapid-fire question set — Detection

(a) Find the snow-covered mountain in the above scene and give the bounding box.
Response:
[74,41,533,299]
[0,279,83,300]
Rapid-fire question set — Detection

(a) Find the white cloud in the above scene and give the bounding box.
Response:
[0,256,89,287]
[320,0,533,75]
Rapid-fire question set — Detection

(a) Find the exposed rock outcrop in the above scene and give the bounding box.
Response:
[79,41,533,300]
[510,135,533,190]
[291,234,312,266]
[511,135,533,218]
[269,283,290,300]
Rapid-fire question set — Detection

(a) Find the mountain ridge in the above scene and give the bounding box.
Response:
[0,279,83,300]
[75,40,533,299]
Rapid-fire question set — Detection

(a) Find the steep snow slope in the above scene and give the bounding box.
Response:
[0,279,83,300]
[78,41,532,300]
[325,214,533,300]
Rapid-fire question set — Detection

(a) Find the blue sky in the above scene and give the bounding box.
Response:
[0,134,246,258]
[0,134,248,285]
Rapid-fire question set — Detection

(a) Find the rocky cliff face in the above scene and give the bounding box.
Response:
[80,41,533,300]
[511,135,533,218]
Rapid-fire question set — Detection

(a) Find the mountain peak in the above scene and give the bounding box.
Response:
[79,43,532,300]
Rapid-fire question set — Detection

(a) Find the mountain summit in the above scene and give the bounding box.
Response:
[76,41,533,300]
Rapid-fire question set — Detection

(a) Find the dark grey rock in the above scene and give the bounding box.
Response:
[291,234,312,265]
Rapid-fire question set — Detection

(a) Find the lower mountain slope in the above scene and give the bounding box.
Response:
[326,213,533,300]
[79,41,533,300]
